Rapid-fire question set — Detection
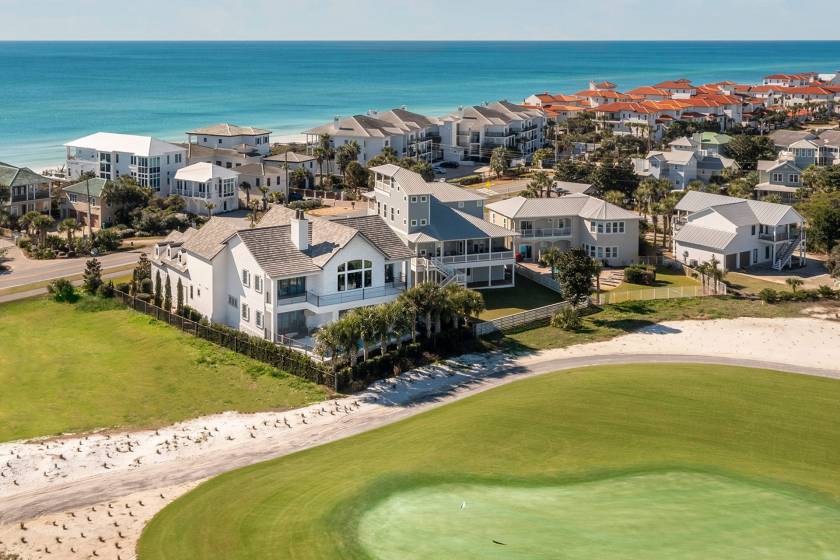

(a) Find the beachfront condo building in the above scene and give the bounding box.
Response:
[438,101,546,164]
[364,164,519,289]
[64,132,187,194]
[303,108,441,167]
[186,124,272,156]
[0,162,52,218]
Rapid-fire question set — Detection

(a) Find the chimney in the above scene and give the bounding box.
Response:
[291,209,309,251]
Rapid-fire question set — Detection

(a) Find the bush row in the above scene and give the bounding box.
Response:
[758,285,839,303]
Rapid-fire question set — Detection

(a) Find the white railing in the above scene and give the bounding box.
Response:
[518,227,572,238]
[595,285,720,305]
[435,251,514,265]
[474,300,586,336]
[515,263,562,293]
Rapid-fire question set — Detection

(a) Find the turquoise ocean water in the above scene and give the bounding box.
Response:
[1,41,840,169]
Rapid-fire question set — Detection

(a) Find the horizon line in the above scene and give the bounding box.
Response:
[3,39,840,43]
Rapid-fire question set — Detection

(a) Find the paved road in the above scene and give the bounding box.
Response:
[1,353,835,525]
[0,237,150,291]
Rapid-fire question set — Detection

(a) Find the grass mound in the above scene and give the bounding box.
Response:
[139,364,840,559]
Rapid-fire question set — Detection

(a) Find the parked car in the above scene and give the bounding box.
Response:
[440,161,460,169]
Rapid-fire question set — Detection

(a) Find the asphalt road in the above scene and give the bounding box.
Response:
[1,353,835,525]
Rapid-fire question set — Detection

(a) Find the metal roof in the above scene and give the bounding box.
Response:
[408,201,518,242]
[186,124,271,136]
[674,224,737,251]
[64,132,185,157]
[486,194,639,220]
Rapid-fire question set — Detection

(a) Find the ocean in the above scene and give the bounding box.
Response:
[2,41,840,169]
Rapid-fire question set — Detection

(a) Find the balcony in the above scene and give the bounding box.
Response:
[484,131,514,138]
[276,279,407,309]
[759,230,798,242]
[518,227,571,239]
[435,251,514,265]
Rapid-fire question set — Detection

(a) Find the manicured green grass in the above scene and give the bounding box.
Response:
[139,364,840,559]
[608,266,700,295]
[504,296,816,351]
[725,272,792,295]
[0,296,326,442]
[479,276,562,320]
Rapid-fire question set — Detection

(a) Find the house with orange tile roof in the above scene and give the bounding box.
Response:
[573,89,629,107]
[652,79,697,97]
[522,92,585,108]
[762,73,816,87]
[624,86,671,101]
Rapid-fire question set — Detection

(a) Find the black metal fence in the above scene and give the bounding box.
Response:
[113,290,333,388]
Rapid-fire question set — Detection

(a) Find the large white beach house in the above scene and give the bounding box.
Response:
[151,206,414,344]
[64,132,187,192]
[673,191,805,271]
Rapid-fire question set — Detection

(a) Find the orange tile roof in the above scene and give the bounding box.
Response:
[594,101,659,114]
[573,89,627,99]
[625,86,670,97]
[653,79,695,89]
[785,86,833,95]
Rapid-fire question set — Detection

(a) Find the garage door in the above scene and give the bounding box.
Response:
[725,253,737,271]
[739,251,751,268]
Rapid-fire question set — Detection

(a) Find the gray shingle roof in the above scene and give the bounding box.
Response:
[0,162,48,187]
[768,129,816,148]
[332,215,415,260]
[304,115,404,138]
[63,177,108,197]
[263,152,316,164]
[181,216,250,261]
[674,224,737,251]
[555,181,594,194]
[236,226,322,277]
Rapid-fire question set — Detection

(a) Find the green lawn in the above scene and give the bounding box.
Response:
[139,364,840,559]
[503,296,817,351]
[725,272,792,295]
[0,296,326,442]
[479,276,562,320]
[608,266,700,295]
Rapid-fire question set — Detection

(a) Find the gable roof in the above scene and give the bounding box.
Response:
[408,202,518,243]
[264,152,316,164]
[304,115,404,138]
[0,162,48,187]
[332,215,415,260]
[64,132,184,156]
[174,162,240,182]
[674,224,737,251]
[181,216,250,261]
[236,226,323,278]
[486,194,639,220]
[677,191,803,226]
[187,124,271,136]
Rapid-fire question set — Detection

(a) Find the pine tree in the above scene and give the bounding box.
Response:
[154,270,162,307]
[164,275,172,311]
[82,258,103,294]
[176,277,184,314]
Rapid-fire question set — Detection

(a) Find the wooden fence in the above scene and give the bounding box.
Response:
[113,290,332,388]
[595,285,720,305]
[474,300,580,336]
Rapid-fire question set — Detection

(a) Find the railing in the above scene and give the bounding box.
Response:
[518,227,571,238]
[759,230,797,242]
[303,282,407,308]
[484,131,514,138]
[474,300,585,337]
[435,251,514,265]
[515,263,562,293]
[595,285,719,305]
[276,333,316,353]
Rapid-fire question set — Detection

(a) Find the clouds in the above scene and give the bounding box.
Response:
[1,0,838,40]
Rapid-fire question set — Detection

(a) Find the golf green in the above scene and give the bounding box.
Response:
[358,472,840,559]
[138,364,840,559]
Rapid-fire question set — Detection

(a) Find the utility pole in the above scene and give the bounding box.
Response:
[85,177,93,240]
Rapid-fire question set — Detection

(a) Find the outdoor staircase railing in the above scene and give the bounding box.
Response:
[773,232,804,271]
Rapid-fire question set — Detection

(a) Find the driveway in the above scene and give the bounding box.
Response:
[743,255,834,289]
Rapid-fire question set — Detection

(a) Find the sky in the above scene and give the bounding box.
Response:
[2,0,840,41]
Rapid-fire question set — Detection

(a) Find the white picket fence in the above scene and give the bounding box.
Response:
[474,300,583,336]
[595,285,720,305]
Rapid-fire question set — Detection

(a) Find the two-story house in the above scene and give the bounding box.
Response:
[364,164,519,288]
[673,191,805,271]
[60,177,116,228]
[64,132,187,194]
[173,163,240,215]
[0,162,52,219]
[151,206,413,346]
[485,194,641,267]
[755,156,804,202]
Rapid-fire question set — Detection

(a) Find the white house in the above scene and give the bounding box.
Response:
[755,156,805,202]
[186,124,272,156]
[151,206,414,345]
[64,132,186,194]
[673,191,805,271]
[173,162,240,215]
[0,162,51,218]
[485,194,641,267]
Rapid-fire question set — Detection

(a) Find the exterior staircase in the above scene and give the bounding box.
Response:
[417,257,466,287]
[773,232,804,271]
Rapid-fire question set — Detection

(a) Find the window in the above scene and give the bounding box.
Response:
[277,277,306,298]
[477,200,483,207]
[242,269,250,287]
[223,178,235,197]
[772,172,784,183]
[337,259,373,291]
[190,285,194,299]
[241,302,250,321]
[411,196,418,203]
[254,276,263,294]
[420,196,428,202]
[255,310,264,328]
[605,247,618,259]
[752,248,758,264]
[411,219,417,226]
[458,201,464,208]
[390,207,394,221]
[228,295,237,308]
[751,225,756,235]
[175,153,182,164]
[420,218,427,226]
[790,174,800,184]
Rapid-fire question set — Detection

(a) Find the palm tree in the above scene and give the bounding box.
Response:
[314,322,343,374]
[786,277,803,293]
[239,181,252,208]
[337,312,362,368]
[397,288,423,342]
[542,247,562,278]
[444,284,485,330]
[354,306,379,362]
[524,171,553,198]
[591,258,603,293]
[258,185,270,210]
[203,201,216,218]
[31,214,54,248]
[603,190,625,208]
[58,218,78,247]
[634,181,655,220]
[313,147,327,188]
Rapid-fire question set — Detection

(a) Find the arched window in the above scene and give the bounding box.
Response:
[337,259,372,291]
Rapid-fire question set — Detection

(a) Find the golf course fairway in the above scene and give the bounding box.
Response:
[138,364,840,559]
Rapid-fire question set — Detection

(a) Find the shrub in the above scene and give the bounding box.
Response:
[135,293,152,302]
[624,264,656,285]
[47,278,78,302]
[92,228,123,252]
[818,285,837,299]
[97,280,115,298]
[550,306,582,331]
[116,282,131,293]
[287,199,323,211]
[758,288,778,303]
[139,277,154,294]
[456,175,483,186]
